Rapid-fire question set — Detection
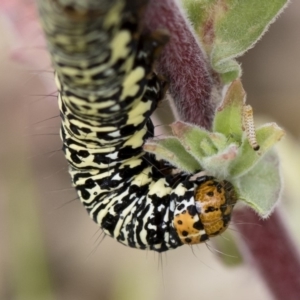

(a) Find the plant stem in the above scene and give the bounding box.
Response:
[145,0,300,298]
[145,0,214,129]
[234,209,300,299]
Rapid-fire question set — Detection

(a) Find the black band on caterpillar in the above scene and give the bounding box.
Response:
[37,0,237,252]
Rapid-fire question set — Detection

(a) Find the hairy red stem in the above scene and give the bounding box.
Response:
[234,209,300,299]
[144,0,214,129]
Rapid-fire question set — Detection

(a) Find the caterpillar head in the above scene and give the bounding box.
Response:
[173,179,237,244]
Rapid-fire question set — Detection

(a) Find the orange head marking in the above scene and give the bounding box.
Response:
[173,179,237,245]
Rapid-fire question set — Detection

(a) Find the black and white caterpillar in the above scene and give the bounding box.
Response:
[37,0,237,252]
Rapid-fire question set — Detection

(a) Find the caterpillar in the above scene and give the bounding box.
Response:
[37,0,237,252]
[243,105,260,151]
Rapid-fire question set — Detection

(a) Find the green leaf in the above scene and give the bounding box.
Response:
[232,150,282,217]
[217,60,242,84]
[213,79,245,139]
[182,0,210,29]
[171,121,228,157]
[201,143,239,179]
[212,0,288,75]
[182,0,219,55]
[229,123,285,177]
[183,0,289,82]
[143,137,201,173]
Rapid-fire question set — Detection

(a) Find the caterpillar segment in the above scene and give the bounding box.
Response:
[38,0,237,252]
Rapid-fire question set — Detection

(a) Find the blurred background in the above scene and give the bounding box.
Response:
[0,1,299,300]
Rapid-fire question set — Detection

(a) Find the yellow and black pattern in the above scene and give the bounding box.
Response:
[37,0,237,252]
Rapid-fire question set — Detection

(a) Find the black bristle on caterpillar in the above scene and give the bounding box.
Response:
[37,0,237,252]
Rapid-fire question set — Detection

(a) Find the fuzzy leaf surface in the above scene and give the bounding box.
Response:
[183,0,289,82]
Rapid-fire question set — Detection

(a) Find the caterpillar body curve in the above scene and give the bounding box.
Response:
[38,0,237,252]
